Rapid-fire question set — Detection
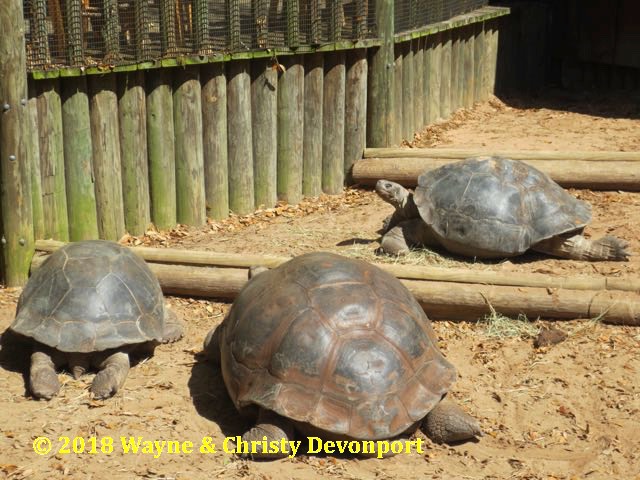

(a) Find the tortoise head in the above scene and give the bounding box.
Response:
[375,180,411,210]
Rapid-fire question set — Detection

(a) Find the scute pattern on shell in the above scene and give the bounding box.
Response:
[219,252,456,440]
[10,240,165,353]
[414,156,592,256]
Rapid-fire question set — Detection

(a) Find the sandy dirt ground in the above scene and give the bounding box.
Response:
[1,90,639,480]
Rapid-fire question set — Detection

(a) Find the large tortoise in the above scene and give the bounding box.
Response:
[376,156,630,261]
[8,240,183,400]
[204,252,482,459]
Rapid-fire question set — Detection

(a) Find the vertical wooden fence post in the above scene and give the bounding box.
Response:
[322,51,345,194]
[61,76,99,241]
[422,34,432,125]
[473,22,484,103]
[412,39,424,133]
[201,63,229,220]
[463,25,475,109]
[393,45,403,143]
[227,60,254,214]
[344,49,367,183]
[428,32,442,123]
[147,68,177,229]
[439,29,452,119]
[484,19,499,99]
[174,66,206,225]
[367,0,394,147]
[303,53,323,197]
[0,0,35,285]
[36,79,69,241]
[119,72,151,234]
[89,74,125,240]
[26,82,45,240]
[451,28,461,111]
[251,58,278,209]
[401,41,414,141]
[277,56,303,204]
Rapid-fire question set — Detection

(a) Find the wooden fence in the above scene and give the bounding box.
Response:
[0,1,509,285]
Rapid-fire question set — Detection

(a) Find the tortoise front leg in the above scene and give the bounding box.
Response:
[160,307,185,343]
[380,219,441,256]
[202,325,222,365]
[30,348,63,400]
[239,409,295,459]
[90,351,130,399]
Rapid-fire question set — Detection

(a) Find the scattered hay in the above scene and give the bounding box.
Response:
[479,304,540,340]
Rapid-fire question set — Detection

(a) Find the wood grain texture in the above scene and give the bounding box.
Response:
[401,42,414,141]
[119,71,151,234]
[62,75,99,241]
[428,32,442,124]
[26,83,45,240]
[303,53,324,196]
[201,63,229,220]
[173,66,206,225]
[251,58,278,209]
[344,49,367,183]
[146,68,177,229]
[0,0,35,284]
[322,51,346,194]
[439,30,452,119]
[89,74,125,240]
[36,79,69,241]
[227,60,255,215]
[277,56,304,204]
[366,0,394,147]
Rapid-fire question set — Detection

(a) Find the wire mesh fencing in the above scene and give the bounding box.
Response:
[394,0,488,35]
[23,0,378,70]
[23,0,489,70]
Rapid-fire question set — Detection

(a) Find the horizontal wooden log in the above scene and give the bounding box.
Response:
[29,250,640,326]
[351,157,640,190]
[35,239,640,292]
[364,148,640,161]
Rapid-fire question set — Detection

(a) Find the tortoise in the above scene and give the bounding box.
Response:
[375,156,630,261]
[203,252,482,459]
[8,240,183,400]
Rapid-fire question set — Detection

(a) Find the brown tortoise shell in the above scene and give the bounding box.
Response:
[10,240,165,353]
[218,252,457,440]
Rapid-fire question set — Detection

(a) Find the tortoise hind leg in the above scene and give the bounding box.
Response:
[532,233,630,261]
[90,351,130,399]
[29,348,64,400]
[239,409,295,459]
[422,397,483,444]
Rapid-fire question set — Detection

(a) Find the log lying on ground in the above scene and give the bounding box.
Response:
[29,253,640,325]
[34,239,640,292]
[363,148,640,161]
[352,157,640,190]
[352,157,640,191]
